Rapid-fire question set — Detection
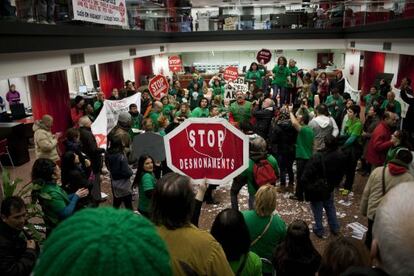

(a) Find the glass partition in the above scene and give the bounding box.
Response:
[1,0,413,31]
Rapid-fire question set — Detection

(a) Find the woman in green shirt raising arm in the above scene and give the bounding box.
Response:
[272,56,292,107]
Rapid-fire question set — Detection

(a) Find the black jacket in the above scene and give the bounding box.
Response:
[105,152,133,181]
[79,127,104,173]
[330,78,345,95]
[0,221,37,276]
[302,149,347,201]
[401,87,414,131]
[269,120,297,156]
[253,107,274,139]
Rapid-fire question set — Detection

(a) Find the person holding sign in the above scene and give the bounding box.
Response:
[190,97,210,118]
[271,56,292,107]
[245,62,265,89]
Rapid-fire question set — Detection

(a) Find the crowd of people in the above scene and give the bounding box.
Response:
[1,56,414,275]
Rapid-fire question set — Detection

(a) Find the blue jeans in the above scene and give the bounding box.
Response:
[272,84,288,107]
[310,192,339,235]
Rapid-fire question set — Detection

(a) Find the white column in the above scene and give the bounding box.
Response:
[344,49,361,90]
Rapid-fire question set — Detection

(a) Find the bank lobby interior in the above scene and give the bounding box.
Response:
[1,0,414,258]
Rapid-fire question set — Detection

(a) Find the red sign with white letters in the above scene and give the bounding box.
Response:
[256,49,272,64]
[168,56,182,72]
[223,66,239,81]
[148,75,169,100]
[164,118,249,184]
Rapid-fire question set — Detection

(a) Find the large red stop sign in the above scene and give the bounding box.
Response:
[223,66,239,81]
[256,49,272,64]
[164,118,249,184]
[149,75,169,100]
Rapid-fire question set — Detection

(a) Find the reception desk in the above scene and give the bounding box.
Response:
[0,122,30,166]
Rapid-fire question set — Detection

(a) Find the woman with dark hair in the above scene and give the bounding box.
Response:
[190,97,209,118]
[105,135,133,210]
[330,70,345,95]
[319,237,370,276]
[211,208,262,275]
[140,90,153,117]
[340,104,363,195]
[271,56,292,107]
[246,62,265,90]
[273,220,321,276]
[61,151,90,197]
[31,158,89,234]
[70,95,85,127]
[378,78,391,98]
[161,95,175,123]
[133,155,156,217]
[151,172,233,275]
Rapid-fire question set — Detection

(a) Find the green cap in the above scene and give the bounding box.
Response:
[34,208,171,276]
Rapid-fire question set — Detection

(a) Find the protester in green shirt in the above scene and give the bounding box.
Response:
[245,62,265,89]
[272,56,292,107]
[169,80,181,97]
[289,106,314,201]
[149,101,163,131]
[210,77,225,99]
[229,91,252,128]
[93,92,105,117]
[174,102,190,120]
[161,96,175,123]
[364,86,383,115]
[190,97,210,118]
[340,105,363,195]
[381,91,402,117]
[325,88,345,122]
[288,59,299,103]
[211,209,262,276]
[242,185,287,274]
[133,155,156,218]
[187,73,204,91]
[32,159,89,234]
[189,82,203,110]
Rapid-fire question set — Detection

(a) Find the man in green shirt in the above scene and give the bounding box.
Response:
[364,86,383,115]
[325,88,345,121]
[288,106,314,201]
[229,91,252,128]
[93,92,105,117]
[272,56,292,107]
[190,97,210,118]
[381,91,402,117]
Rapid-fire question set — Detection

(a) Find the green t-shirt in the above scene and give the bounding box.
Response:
[230,252,262,276]
[288,65,299,85]
[138,172,156,213]
[325,95,344,118]
[39,183,70,229]
[296,125,314,160]
[364,93,382,113]
[212,85,225,98]
[93,100,103,112]
[163,104,175,122]
[242,210,286,273]
[345,118,363,137]
[229,101,252,124]
[190,107,209,118]
[149,111,161,129]
[271,65,291,87]
[381,99,401,115]
[246,70,265,88]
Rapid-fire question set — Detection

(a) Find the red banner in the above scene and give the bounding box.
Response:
[256,49,272,64]
[164,118,249,184]
[223,66,239,81]
[168,56,182,72]
[148,75,169,100]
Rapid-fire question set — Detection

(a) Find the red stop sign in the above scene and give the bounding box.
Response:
[256,49,272,64]
[149,75,169,100]
[164,118,249,184]
[168,56,182,72]
[223,66,239,81]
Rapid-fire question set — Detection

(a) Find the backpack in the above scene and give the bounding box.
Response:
[253,159,277,188]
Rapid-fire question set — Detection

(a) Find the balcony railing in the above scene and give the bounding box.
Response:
[1,0,413,31]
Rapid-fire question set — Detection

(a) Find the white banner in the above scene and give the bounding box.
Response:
[72,0,128,26]
[91,93,141,149]
[224,77,248,100]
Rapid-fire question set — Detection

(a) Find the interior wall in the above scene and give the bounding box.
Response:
[344,49,361,90]
[384,53,400,87]
[0,77,31,110]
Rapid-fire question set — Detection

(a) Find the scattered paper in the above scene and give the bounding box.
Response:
[347,222,368,240]
[338,199,352,206]
[101,192,109,199]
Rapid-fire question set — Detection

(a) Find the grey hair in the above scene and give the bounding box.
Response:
[250,136,267,153]
[373,182,414,276]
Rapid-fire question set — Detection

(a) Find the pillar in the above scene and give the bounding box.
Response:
[28,70,71,133]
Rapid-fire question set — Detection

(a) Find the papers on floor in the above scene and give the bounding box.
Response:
[338,199,352,206]
[101,192,109,199]
[347,222,368,240]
